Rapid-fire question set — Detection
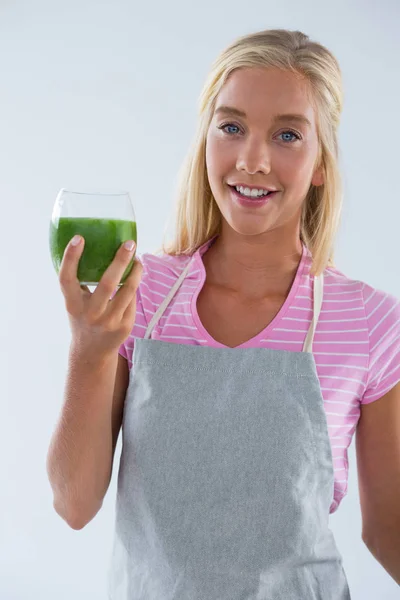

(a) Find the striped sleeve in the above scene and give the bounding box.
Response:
[361,282,400,404]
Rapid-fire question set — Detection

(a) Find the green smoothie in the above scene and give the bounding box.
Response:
[49,217,137,285]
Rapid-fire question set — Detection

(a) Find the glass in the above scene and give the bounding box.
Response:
[49,189,137,287]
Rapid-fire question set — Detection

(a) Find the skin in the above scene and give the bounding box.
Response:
[204,66,324,301]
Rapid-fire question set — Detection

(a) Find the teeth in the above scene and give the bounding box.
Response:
[235,186,270,197]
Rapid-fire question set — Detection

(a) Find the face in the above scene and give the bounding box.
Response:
[205,67,324,239]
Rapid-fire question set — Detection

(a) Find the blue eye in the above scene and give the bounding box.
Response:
[219,123,241,135]
[217,122,301,143]
[278,131,301,143]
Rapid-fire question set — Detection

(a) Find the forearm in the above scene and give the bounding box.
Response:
[364,524,400,586]
[46,347,118,527]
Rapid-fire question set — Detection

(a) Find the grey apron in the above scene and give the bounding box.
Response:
[108,257,351,599]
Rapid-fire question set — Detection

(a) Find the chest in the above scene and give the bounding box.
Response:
[196,284,285,348]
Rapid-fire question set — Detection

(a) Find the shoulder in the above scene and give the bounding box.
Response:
[324,262,400,332]
[140,251,192,278]
[360,278,400,326]
[323,264,400,313]
[323,263,364,292]
[138,252,193,305]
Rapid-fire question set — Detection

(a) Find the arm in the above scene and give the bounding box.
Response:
[356,380,400,585]
[46,351,129,529]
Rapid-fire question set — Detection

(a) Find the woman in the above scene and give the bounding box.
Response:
[47,29,400,598]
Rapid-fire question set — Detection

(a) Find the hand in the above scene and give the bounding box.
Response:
[58,236,143,362]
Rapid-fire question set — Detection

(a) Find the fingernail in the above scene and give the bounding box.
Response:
[71,235,82,246]
[124,240,135,251]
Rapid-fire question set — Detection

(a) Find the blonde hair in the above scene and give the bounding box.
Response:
[158,29,344,276]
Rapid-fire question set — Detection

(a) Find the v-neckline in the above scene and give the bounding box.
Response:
[190,239,308,349]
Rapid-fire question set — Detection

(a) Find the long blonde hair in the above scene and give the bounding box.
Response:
[158,29,344,276]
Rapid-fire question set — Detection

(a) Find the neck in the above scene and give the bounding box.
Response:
[203,228,303,301]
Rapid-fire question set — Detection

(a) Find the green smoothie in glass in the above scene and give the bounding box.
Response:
[50,217,137,285]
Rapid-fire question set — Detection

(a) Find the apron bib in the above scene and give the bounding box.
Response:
[109,259,351,599]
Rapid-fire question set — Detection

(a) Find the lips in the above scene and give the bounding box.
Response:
[228,185,277,208]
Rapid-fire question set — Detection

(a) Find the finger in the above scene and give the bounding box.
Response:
[59,235,86,311]
[120,287,139,334]
[88,240,137,317]
[109,257,143,319]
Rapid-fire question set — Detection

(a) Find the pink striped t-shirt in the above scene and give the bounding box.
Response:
[119,236,400,514]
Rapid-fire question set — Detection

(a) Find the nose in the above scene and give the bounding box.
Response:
[236,138,272,176]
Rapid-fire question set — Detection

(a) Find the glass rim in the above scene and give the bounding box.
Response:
[58,188,130,197]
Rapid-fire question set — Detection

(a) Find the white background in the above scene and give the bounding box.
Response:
[1,0,399,598]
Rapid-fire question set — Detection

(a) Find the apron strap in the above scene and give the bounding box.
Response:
[144,259,193,340]
[144,257,324,354]
[302,272,324,354]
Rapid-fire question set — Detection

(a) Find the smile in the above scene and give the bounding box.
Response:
[228,185,278,208]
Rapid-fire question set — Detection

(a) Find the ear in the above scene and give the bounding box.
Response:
[311,164,324,187]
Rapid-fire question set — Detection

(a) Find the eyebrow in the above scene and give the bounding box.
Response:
[214,105,312,128]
